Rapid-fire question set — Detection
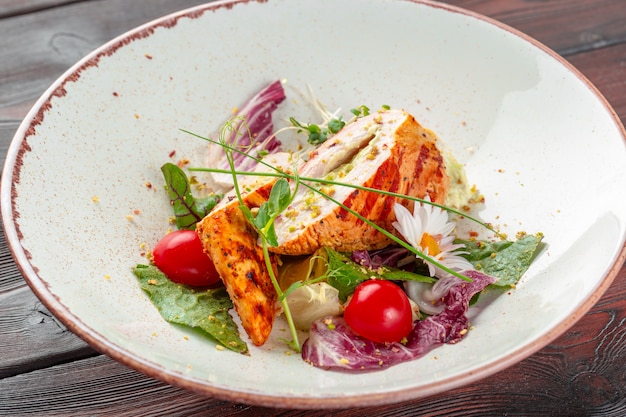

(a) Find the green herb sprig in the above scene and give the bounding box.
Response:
[160,162,221,230]
[289,116,345,145]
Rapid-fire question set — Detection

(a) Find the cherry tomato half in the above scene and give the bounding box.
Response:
[152,229,220,287]
[343,280,413,344]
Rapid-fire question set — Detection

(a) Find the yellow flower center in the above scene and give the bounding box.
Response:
[420,233,441,256]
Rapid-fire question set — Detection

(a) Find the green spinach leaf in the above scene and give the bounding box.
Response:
[458,234,543,287]
[133,264,248,354]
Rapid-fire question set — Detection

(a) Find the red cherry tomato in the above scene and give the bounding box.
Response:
[152,230,220,287]
[343,280,413,343]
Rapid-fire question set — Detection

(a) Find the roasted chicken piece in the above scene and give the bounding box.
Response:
[196,153,300,346]
[270,109,449,255]
[196,180,277,346]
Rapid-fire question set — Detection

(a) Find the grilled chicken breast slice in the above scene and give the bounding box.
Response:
[196,152,301,346]
[196,180,278,346]
[270,109,449,255]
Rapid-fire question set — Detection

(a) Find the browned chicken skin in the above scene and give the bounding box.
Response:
[271,109,449,255]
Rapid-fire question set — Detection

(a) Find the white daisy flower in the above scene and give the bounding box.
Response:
[392,199,473,277]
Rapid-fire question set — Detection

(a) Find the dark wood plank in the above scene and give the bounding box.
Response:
[446,0,626,55]
[0,356,223,417]
[566,41,626,120]
[0,0,212,119]
[0,279,624,417]
[0,225,27,294]
[0,0,77,19]
[0,285,96,378]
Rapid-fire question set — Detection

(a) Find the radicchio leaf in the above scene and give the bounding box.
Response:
[211,80,286,185]
[351,247,411,269]
[301,269,495,371]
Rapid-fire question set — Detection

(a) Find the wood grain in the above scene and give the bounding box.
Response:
[0,0,211,119]
[567,42,626,119]
[0,0,625,415]
[0,285,96,378]
[449,0,626,55]
[0,0,76,19]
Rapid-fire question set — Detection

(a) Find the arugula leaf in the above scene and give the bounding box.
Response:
[458,234,543,287]
[133,264,248,354]
[380,269,434,283]
[325,249,369,301]
[161,163,220,230]
[457,239,513,262]
[324,248,435,302]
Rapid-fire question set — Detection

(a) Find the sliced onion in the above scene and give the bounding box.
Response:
[286,282,342,330]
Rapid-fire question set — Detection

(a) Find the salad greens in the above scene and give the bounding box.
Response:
[325,248,434,302]
[302,270,495,370]
[459,234,544,287]
[289,115,346,145]
[161,162,220,230]
[133,264,248,354]
[134,163,244,353]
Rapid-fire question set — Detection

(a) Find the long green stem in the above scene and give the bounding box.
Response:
[215,123,302,351]
[195,165,471,282]
[260,240,301,352]
[192,167,498,237]
[296,181,472,283]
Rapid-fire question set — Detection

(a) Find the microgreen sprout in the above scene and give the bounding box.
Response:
[256,179,303,352]
[289,116,345,145]
[350,105,370,117]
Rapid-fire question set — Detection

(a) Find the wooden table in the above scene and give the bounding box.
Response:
[1,1,625,415]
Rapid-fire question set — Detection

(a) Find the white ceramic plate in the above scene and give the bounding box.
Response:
[3,0,626,409]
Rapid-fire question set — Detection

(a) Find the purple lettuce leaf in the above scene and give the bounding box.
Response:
[301,270,495,371]
[211,80,286,183]
[351,247,411,270]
